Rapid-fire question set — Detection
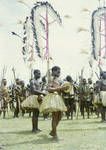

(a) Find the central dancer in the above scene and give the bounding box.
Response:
[40,66,67,139]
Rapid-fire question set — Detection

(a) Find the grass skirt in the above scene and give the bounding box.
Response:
[94,94,100,104]
[40,93,67,113]
[100,91,106,106]
[21,95,39,109]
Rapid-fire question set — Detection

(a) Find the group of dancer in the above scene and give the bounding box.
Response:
[21,66,69,139]
[1,65,106,139]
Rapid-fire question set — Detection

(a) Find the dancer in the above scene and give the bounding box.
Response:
[22,69,45,132]
[40,66,68,138]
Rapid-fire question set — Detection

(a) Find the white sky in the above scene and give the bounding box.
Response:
[0,0,105,84]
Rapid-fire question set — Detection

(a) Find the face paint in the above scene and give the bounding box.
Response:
[2,79,7,86]
[83,79,86,84]
[34,70,41,79]
[88,80,92,84]
[52,68,60,77]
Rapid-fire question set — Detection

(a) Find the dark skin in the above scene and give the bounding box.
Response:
[49,67,69,93]
[1,79,9,119]
[1,79,7,86]
[49,85,68,137]
[31,70,45,132]
[31,71,46,96]
[48,86,68,93]
[48,67,68,138]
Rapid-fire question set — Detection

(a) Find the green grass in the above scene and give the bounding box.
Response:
[0,114,106,150]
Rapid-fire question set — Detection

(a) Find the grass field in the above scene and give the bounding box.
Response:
[0,113,106,150]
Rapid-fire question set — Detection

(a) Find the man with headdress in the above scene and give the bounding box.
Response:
[19,80,27,116]
[87,78,94,115]
[93,80,102,118]
[0,79,10,118]
[31,69,44,132]
[40,66,67,139]
[13,78,22,118]
[62,75,75,119]
[78,78,89,119]
[41,76,49,120]
[21,69,45,132]
[99,71,106,122]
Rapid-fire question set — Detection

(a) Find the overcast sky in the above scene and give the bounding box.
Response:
[0,0,104,84]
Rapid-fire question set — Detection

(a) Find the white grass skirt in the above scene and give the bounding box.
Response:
[21,95,39,109]
[100,91,106,106]
[94,94,100,104]
[0,101,1,110]
[40,93,67,113]
[0,99,4,109]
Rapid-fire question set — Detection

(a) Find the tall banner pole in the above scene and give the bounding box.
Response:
[46,6,50,84]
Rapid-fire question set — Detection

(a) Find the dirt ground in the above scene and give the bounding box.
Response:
[0,113,106,150]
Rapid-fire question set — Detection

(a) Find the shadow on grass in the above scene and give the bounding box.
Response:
[0,130,37,135]
[3,134,58,147]
[65,119,102,125]
[59,126,106,132]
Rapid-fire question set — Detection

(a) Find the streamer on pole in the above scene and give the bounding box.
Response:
[91,5,106,68]
[30,1,62,83]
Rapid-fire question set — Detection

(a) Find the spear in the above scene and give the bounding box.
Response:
[12,67,16,83]
[0,66,7,87]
